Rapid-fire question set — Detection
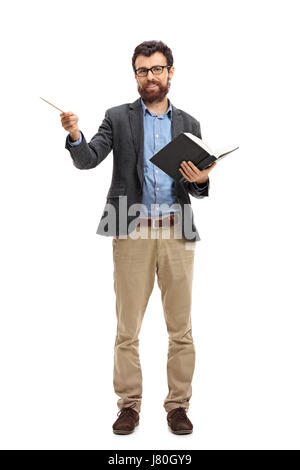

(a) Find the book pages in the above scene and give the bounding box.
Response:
[184,132,214,155]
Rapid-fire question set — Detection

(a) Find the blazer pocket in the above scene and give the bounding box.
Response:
[106,185,127,198]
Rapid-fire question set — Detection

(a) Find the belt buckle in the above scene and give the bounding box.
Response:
[151,217,159,229]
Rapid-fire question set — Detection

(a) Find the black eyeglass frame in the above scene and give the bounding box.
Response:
[134,65,172,77]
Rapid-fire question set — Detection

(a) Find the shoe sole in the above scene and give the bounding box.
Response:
[113,422,139,435]
[168,425,193,435]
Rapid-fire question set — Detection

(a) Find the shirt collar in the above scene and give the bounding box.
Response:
[140,97,172,119]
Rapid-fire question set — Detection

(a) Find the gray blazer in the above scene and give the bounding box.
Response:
[65,97,210,242]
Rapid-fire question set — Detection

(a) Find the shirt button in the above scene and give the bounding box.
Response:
[155,170,158,173]
[156,134,159,138]
[156,187,159,191]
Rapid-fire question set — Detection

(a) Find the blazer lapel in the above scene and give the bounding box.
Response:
[129,97,184,189]
[129,98,144,188]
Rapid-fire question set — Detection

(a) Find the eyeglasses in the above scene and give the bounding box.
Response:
[135,65,171,77]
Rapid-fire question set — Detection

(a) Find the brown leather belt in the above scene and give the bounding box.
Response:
[138,213,178,229]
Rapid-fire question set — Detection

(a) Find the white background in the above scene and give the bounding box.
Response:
[1,0,299,450]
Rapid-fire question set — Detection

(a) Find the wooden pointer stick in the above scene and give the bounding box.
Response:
[40,96,65,113]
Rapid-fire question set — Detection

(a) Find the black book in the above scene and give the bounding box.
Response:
[149,132,239,183]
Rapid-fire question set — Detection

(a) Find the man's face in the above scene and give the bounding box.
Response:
[134,51,175,104]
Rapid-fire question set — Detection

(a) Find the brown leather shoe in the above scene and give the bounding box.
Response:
[112,404,139,435]
[167,407,193,434]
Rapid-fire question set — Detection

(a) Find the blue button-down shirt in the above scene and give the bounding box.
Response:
[67,97,206,217]
[140,97,178,217]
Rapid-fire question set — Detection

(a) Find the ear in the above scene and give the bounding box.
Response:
[169,66,175,78]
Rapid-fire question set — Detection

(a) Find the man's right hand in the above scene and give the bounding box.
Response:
[60,111,80,141]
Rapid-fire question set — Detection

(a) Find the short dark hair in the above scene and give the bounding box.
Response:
[132,40,174,73]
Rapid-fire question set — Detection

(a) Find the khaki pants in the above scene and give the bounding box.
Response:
[112,217,196,413]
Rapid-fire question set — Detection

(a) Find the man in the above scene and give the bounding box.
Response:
[61,40,216,435]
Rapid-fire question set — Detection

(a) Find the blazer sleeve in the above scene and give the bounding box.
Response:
[65,110,113,169]
[67,132,82,146]
[182,119,210,199]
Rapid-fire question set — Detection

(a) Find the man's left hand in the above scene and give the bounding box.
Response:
[179,160,217,184]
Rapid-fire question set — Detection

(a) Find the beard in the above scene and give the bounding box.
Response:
[137,78,171,104]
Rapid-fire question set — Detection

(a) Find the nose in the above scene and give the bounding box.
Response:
[147,73,158,85]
